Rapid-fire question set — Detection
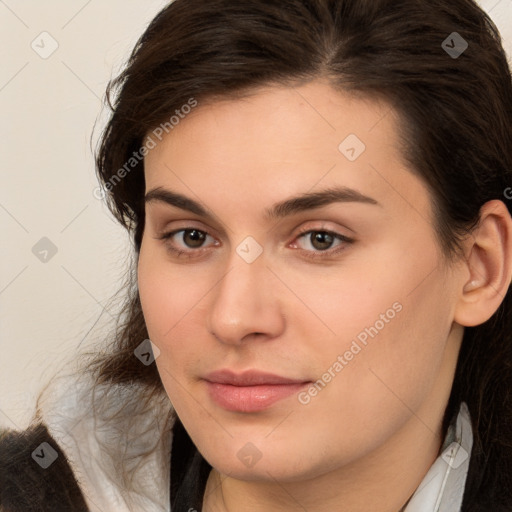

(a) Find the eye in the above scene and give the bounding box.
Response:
[174,229,209,248]
[156,226,354,261]
[157,228,218,257]
[292,229,354,259]
[299,231,338,251]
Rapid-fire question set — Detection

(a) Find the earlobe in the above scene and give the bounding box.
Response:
[454,200,512,327]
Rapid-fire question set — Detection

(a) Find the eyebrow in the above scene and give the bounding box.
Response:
[144,185,380,222]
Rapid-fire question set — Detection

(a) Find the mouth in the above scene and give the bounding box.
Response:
[203,369,312,413]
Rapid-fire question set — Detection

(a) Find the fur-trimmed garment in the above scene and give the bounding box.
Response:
[1,369,474,511]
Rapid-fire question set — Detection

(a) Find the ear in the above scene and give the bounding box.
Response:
[454,200,512,327]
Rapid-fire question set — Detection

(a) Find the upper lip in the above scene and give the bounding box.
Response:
[204,369,310,386]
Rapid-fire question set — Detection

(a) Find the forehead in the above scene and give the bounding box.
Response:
[146,81,397,164]
[143,80,431,224]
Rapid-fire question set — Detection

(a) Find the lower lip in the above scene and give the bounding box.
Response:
[205,381,309,412]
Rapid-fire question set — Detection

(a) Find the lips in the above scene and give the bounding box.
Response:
[203,369,311,412]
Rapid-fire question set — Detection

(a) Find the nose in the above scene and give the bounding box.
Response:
[206,252,285,345]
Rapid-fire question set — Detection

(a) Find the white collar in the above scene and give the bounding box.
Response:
[38,369,175,511]
[404,402,473,512]
[37,369,472,512]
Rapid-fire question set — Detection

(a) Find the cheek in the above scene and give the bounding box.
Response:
[138,242,206,340]
[287,242,454,441]
[137,246,195,377]
[137,243,218,409]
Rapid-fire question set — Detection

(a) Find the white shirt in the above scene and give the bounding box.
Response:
[36,369,472,512]
[404,402,473,511]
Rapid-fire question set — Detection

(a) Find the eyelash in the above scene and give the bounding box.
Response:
[156,227,355,261]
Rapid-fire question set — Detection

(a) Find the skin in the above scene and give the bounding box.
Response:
[137,80,512,512]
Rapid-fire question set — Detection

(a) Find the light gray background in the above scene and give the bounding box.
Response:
[1,0,511,429]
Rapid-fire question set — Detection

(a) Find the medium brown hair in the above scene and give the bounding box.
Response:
[84,0,512,509]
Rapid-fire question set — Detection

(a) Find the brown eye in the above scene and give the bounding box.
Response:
[181,229,207,248]
[292,229,354,260]
[309,232,335,251]
[157,227,218,259]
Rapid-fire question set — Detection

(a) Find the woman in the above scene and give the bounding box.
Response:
[1,0,511,510]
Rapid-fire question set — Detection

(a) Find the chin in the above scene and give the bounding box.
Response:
[201,436,332,483]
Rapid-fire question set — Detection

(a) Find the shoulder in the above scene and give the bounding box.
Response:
[0,422,88,512]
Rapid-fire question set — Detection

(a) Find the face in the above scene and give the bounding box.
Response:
[138,80,464,482]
